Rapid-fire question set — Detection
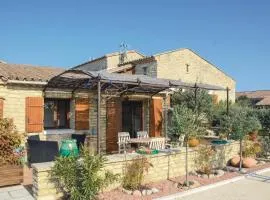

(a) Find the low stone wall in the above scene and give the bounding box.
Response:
[32,141,239,200]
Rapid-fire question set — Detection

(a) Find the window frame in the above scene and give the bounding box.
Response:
[44,98,70,130]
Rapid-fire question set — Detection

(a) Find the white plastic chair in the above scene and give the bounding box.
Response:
[117,132,130,154]
[149,138,166,150]
[136,131,149,139]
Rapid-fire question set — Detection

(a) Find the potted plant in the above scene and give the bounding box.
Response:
[0,118,25,186]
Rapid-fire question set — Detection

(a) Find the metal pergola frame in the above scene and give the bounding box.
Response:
[46,69,229,154]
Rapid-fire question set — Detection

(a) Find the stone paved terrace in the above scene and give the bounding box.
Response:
[0,185,34,200]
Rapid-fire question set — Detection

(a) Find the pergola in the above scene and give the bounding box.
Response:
[46,69,229,153]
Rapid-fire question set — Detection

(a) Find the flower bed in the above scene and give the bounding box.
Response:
[98,162,270,200]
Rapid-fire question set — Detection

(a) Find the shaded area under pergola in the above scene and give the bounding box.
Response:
[45,69,229,153]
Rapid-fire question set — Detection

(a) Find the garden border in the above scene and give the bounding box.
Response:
[154,167,270,200]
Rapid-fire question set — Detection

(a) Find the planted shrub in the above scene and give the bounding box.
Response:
[51,147,119,200]
[259,137,270,158]
[243,139,261,158]
[0,118,25,166]
[195,145,215,177]
[122,156,152,190]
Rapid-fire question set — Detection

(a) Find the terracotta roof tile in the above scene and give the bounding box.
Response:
[256,97,270,106]
[0,62,64,82]
[236,90,270,98]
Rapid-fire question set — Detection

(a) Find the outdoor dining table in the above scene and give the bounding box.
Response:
[128,137,169,144]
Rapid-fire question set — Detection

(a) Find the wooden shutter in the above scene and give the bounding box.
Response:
[25,97,44,133]
[150,98,163,137]
[106,98,121,153]
[0,98,3,119]
[75,98,89,130]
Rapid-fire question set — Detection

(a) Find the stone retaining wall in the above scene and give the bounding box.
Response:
[31,141,239,200]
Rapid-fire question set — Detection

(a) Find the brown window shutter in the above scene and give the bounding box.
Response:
[211,94,218,104]
[75,98,89,130]
[106,99,121,153]
[150,98,163,137]
[0,98,4,119]
[25,97,44,133]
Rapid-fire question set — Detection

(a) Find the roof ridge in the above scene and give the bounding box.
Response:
[72,49,145,69]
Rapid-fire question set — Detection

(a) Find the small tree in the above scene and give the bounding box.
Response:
[51,147,119,200]
[171,89,214,120]
[169,105,206,186]
[122,156,152,190]
[230,109,261,171]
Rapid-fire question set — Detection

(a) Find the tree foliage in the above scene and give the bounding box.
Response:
[0,118,25,166]
[51,147,119,200]
[171,89,214,120]
[169,105,207,139]
[122,156,153,190]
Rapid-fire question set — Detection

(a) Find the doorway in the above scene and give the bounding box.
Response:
[122,101,143,138]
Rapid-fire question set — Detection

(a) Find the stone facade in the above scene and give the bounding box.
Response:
[0,82,162,152]
[0,84,43,133]
[31,141,240,199]
[155,49,236,102]
[75,50,144,71]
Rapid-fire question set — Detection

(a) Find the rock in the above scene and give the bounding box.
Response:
[230,156,240,167]
[122,188,132,195]
[142,190,147,196]
[224,166,239,172]
[190,180,200,189]
[215,169,225,177]
[209,174,215,178]
[258,160,266,165]
[243,158,257,168]
[201,174,208,179]
[152,188,159,194]
[132,190,142,196]
[189,171,198,176]
[240,168,247,174]
[146,190,153,195]
[173,182,179,188]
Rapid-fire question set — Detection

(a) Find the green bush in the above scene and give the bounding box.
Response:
[171,89,214,120]
[122,156,152,190]
[0,118,25,166]
[51,147,119,200]
[195,145,215,176]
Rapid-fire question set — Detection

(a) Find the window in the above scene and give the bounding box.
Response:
[186,64,190,73]
[44,99,70,129]
[143,67,148,75]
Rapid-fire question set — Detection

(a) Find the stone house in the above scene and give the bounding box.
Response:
[0,61,176,153]
[0,48,232,153]
[76,49,236,102]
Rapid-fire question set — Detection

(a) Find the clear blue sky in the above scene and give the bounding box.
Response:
[0,0,269,91]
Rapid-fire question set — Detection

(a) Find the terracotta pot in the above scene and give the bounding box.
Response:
[243,157,257,168]
[188,137,200,147]
[230,156,240,167]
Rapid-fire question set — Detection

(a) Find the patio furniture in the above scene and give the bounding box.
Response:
[129,137,167,150]
[118,132,130,153]
[136,131,149,139]
[28,134,40,141]
[71,133,86,150]
[27,139,59,164]
[149,138,166,150]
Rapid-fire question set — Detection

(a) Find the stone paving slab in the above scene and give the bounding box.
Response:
[0,185,33,200]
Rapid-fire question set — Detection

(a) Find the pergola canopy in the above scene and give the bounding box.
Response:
[46,69,226,94]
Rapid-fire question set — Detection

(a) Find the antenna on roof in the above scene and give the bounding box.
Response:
[119,42,128,64]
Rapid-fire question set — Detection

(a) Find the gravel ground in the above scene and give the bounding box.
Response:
[98,163,270,200]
